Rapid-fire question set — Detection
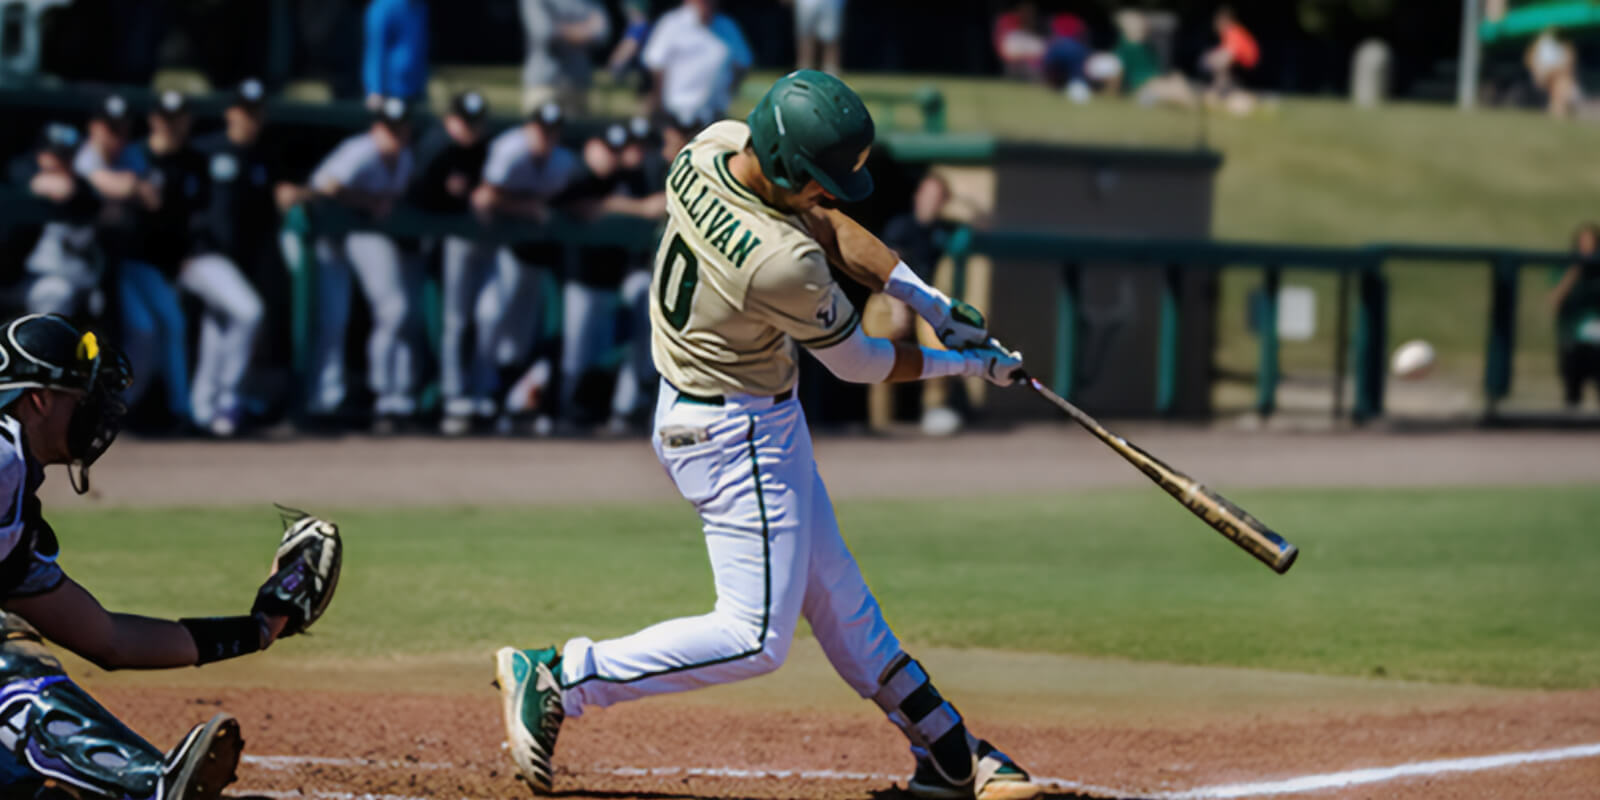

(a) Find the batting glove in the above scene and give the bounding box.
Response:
[965,339,1024,386]
[935,300,990,350]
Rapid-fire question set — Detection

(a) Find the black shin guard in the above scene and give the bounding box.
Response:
[871,653,975,786]
[0,615,167,800]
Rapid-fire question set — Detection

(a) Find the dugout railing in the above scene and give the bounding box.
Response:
[0,185,1571,424]
[942,230,1573,422]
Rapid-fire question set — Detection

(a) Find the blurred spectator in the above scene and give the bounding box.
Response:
[790,0,845,75]
[471,102,581,432]
[607,116,668,431]
[409,90,495,436]
[994,2,1047,79]
[364,0,431,107]
[1044,13,1093,102]
[78,94,196,429]
[1202,6,1259,113]
[193,79,304,423]
[519,0,610,114]
[643,0,752,125]
[308,97,423,430]
[18,124,103,320]
[993,2,1093,101]
[1526,27,1582,119]
[1551,223,1600,410]
[659,109,712,170]
[606,0,655,97]
[140,91,264,438]
[1110,10,1160,97]
[556,119,667,431]
[867,173,962,435]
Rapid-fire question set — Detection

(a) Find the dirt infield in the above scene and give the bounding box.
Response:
[50,428,1600,798]
[42,425,1600,508]
[93,681,1600,800]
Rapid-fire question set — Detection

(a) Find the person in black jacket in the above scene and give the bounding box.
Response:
[192,79,302,427]
[408,90,494,435]
[1551,222,1600,410]
[11,124,104,321]
[140,91,263,437]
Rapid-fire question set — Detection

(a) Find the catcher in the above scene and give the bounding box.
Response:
[0,313,343,800]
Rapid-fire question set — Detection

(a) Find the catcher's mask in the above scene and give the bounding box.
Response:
[0,314,132,494]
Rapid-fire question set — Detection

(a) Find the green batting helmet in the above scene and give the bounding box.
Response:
[746,70,875,203]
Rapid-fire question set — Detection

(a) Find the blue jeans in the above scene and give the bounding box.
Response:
[119,260,193,423]
[1044,37,1089,87]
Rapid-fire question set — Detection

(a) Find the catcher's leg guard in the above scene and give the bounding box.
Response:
[872,653,975,787]
[0,614,241,800]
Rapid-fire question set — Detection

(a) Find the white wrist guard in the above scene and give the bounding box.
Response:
[884,261,951,326]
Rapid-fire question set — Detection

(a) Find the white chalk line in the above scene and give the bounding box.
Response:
[234,740,1600,799]
[1157,740,1600,799]
[242,754,453,770]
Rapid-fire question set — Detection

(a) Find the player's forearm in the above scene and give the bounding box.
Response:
[106,613,204,669]
[7,579,202,669]
[813,207,897,290]
[494,195,550,222]
[601,192,667,218]
[1551,265,1581,309]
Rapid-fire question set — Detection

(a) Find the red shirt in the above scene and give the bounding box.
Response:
[1221,22,1260,70]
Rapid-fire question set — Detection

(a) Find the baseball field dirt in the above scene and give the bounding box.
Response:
[48,427,1600,799]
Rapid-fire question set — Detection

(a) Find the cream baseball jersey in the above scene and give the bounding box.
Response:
[649,120,859,398]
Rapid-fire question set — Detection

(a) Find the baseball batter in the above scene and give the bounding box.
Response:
[496,71,1038,800]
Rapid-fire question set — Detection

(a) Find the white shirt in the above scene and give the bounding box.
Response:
[641,7,753,122]
[481,127,581,197]
[312,133,413,197]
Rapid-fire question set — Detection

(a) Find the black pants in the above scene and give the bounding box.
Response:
[1560,344,1600,407]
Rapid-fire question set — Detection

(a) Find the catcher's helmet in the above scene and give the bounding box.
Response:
[0,314,131,492]
[746,70,875,203]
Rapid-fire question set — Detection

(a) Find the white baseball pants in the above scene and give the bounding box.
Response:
[559,380,903,716]
[439,236,499,417]
[180,253,263,427]
[310,233,423,415]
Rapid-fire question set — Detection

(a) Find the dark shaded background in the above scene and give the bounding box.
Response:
[36,0,1533,103]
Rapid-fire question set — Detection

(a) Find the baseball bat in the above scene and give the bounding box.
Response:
[1016,373,1298,574]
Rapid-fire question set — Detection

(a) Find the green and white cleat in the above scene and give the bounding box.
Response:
[494,646,566,795]
[907,741,1042,800]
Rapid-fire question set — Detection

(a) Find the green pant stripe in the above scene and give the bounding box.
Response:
[562,416,771,689]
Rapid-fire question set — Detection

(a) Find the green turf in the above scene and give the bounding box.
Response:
[52,487,1600,689]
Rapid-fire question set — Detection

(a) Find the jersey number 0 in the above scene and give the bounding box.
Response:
[657,233,699,332]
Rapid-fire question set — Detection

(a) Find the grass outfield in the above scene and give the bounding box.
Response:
[54,486,1598,690]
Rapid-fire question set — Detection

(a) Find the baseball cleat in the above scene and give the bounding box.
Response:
[494,646,565,794]
[907,741,1042,800]
[162,712,243,800]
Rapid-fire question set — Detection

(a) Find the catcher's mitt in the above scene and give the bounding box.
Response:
[252,506,342,637]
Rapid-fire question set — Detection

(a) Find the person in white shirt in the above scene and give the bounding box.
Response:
[642,0,753,125]
[791,0,846,75]
[307,97,421,429]
[470,102,582,429]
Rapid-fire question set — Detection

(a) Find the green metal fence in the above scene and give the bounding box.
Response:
[0,187,1573,422]
[945,230,1572,421]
